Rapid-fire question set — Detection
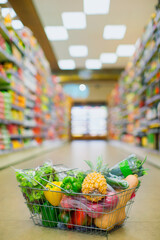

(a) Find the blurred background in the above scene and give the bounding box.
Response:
[0,0,159,169]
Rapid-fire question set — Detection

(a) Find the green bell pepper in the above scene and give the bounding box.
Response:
[41,202,59,227]
[61,176,82,195]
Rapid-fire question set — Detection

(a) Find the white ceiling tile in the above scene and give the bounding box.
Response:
[33,0,157,69]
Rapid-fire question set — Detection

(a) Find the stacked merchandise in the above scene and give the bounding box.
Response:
[107,84,121,141]
[52,77,71,140]
[0,12,69,153]
[108,7,160,152]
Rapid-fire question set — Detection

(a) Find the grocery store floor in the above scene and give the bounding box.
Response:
[0,140,160,240]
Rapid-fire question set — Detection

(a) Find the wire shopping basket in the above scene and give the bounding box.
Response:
[16,163,138,238]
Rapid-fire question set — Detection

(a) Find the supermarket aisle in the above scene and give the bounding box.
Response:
[0,140,160,240]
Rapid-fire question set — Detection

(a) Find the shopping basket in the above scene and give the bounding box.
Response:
[17,164,138,238]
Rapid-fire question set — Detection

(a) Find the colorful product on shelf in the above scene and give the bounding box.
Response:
[0,6,70,154]
[108,8,160,152]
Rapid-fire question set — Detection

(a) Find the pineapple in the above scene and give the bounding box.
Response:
[82,156,108,202]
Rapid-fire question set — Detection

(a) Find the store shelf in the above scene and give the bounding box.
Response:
[135,46,158,78]
[0,22,11,40]
[139,106,148,114]
[148,119,160,127]
[11,87,25,96]
[11,104,24,111]
[0,118,23,125]
[0,145,35,156]
[145,64,160,83]
[0,47,22,68]
[0,22,26,57]
[26,101,35,108]
[0,9,69,157]
[146,95,160,105]
[23,123,36,128]
[108,9,160,153]
[6,70,23,82]
[138,86,147,95]
[10,134,35,139]
[0,73,10,85]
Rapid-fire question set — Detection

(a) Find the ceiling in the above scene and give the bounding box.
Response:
[33,0,157,70]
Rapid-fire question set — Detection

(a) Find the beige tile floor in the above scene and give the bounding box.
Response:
[0,140,160,240]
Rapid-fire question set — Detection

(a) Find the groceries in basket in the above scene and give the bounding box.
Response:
[15,154,147,232]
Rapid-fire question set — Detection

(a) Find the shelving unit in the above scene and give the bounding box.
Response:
[0,10,69,154]
[108,8,160,152]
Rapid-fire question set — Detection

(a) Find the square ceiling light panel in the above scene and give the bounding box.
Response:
[103,25,126,40]
[0,0,8,4]
[58,59,76,70]
[116,44,135,57]
[100,53,117,64]
[12,20,24,30]
[85,59,102,69]
[62,12,86,29]
[44,26,68,41]
[84,0,110,15]
[1,8,16,18]
[69,45,88,57]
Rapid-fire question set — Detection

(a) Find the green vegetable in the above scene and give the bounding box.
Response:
[41,202,59,227]
[109,154,147,178]
[67,170,86,182]
[105,175,129,189]
[85,156,109,174]
[76,172,86,183]
[15,162,58,213]
[61,176,82,195]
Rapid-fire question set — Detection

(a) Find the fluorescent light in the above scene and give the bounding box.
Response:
[44,26,68,41]
[85,59,102,69]
[62,12,86,29]
[69,45,88,57]
[58,60,75,70]
[79,84,86,91]
[103,25,126,39]
[116,44,135,57]
[12,20,24,30]
[1,8,16,18]
[0,0,8,4]
[84,0,110,15]
[100,53,117,64]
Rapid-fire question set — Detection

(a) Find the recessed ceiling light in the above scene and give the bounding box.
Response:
[84,0,110,15]
[103,25,126,39]
[0,0,8,4]
[69,45,88,57]
[44,26,68,41]
[79,84,86,91]
[1,8,16,18]
[100,53,117,64]
[85,59,102,69]
[62,12,86,29]
[116,44,135,57]
[58,59,75,70]
[12,20,24,30]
